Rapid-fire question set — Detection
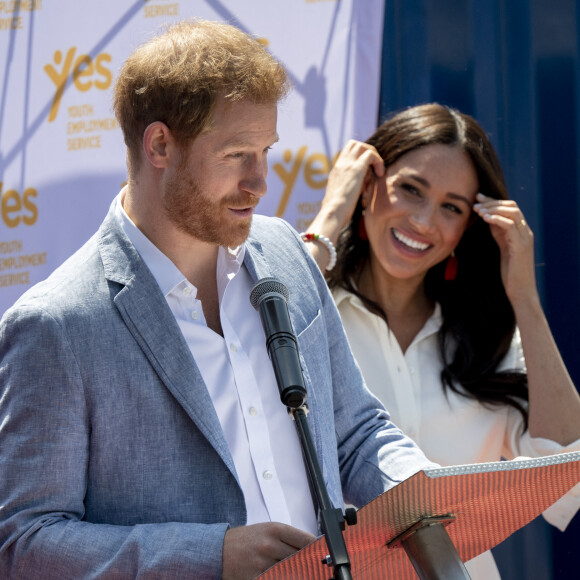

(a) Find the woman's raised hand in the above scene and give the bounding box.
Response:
[473,193,537,304]
[321,140,385,233]
[304,140,384,271]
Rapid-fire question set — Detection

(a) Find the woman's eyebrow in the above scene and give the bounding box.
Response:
[446,192,474,207]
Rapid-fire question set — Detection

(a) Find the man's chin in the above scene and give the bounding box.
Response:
[225,220,253,248]
[172,213,253,248]
[208,218,253,249]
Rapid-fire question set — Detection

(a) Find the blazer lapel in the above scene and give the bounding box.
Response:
[96,210,236,477]
[242,235,272,284]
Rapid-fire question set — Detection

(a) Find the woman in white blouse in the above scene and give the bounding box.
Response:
[303,103,580,579]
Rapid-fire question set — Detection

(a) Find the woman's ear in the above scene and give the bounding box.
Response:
[361,169,376,209]
[362,166,383,212]
[142,121,175,169]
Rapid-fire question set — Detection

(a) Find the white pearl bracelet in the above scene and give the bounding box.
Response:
[300,232,337,271]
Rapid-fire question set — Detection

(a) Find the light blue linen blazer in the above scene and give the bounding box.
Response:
[0,203,433,579]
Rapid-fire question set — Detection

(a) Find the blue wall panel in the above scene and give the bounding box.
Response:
[380,1,580,578]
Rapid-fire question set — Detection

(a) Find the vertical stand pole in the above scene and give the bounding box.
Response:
[292,407,354,580]
[394,519,472,580]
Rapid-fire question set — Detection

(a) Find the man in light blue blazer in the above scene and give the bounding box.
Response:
[0,19,434,579]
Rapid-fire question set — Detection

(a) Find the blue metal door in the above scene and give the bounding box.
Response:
[379,1,580,578]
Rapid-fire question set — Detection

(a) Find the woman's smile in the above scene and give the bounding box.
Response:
[391,227,432,253]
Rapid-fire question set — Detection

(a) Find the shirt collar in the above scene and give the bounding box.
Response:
[114,190,245,299]
[332,285,443,342]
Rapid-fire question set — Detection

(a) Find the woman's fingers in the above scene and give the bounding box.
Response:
[473,193,530,235]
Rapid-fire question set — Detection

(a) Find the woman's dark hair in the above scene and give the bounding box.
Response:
[327,103,529,427]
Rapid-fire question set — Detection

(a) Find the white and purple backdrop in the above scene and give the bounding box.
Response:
[0,0,384,313]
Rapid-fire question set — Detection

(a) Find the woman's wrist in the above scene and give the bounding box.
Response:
[509,290,545,326]
[300,232,337,271]
[307,204,348,246]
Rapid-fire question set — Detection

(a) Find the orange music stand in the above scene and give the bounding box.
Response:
[259,452,580,580]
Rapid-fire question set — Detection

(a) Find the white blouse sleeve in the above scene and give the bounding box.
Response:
[501,328,580,531]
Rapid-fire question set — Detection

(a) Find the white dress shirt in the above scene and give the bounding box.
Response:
[115,193,317,534]
[333,287,580,579]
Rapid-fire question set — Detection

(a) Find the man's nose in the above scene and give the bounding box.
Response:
[240,157,268,198]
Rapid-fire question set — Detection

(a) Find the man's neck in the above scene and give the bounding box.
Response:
[122,184,224,334]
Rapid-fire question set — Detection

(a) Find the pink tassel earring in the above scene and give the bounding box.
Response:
[444,251,458,281]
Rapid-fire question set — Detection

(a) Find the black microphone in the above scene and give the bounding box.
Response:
[249,277,307,409]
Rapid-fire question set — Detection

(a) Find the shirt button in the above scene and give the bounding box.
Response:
[190,310,199,320]
[249,407,258,417]
[230,343,238,353]
[263,470,273,481]
[183,286,193,296]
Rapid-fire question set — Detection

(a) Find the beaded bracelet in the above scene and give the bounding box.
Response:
[300,232,337,271]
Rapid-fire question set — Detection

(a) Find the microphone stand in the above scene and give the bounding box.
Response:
[283,395,355,580]
[250,277,355,579]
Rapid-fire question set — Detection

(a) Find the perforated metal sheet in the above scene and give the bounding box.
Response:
[259,452,580,579]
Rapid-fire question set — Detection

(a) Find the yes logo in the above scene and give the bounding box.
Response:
[273,146,339,217]
[0,183,38,228]
[44,48,112,122]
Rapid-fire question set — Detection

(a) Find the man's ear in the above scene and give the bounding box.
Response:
[142,121,175,168]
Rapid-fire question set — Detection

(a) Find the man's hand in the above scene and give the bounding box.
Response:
[222,522,316,579]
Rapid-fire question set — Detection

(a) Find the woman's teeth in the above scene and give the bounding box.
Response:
[393,229,430,251]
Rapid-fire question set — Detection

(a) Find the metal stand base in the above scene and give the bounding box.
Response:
[390,516,472,580]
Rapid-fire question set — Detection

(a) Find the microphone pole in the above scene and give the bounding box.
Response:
[250,277,356,580]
